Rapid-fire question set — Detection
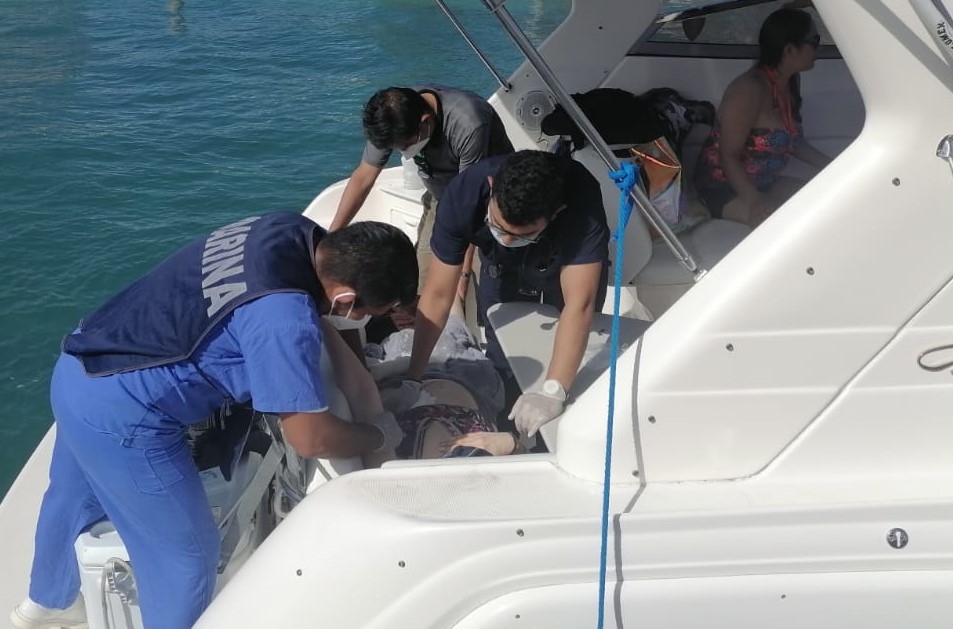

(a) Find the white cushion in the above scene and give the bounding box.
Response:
[637,218,751,287]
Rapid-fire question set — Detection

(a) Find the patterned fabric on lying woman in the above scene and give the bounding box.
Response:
[395,403,496,459]
[369,314,505,420]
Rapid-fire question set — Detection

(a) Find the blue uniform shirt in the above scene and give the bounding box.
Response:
[55,292,326,439]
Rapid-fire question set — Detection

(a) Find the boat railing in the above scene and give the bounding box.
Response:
[434,0,511,91]
[909,0,953,67]
[435,0,706,278]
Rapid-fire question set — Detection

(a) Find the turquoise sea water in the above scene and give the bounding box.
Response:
[0,0,570,497]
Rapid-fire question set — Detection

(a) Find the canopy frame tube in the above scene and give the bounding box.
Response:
[433,0,511,91]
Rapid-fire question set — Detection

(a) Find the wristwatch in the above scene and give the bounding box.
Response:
[541,379,567,401]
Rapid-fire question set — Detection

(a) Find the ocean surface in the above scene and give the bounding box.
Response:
[0,0,572,497]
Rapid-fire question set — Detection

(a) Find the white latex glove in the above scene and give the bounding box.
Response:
[367,410,404,452]
[508,380,567,438]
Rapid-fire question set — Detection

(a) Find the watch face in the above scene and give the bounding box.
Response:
[542,380,563,397]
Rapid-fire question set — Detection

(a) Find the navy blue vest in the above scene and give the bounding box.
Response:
[64,212,326,376]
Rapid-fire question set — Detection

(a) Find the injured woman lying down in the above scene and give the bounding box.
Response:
[322,299,524,462]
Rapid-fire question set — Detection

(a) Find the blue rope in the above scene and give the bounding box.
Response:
[598,162,637,629]
[609,161,637,240]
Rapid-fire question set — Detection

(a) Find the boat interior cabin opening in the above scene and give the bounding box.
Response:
[308,0,865,320]
[303,0,868,445]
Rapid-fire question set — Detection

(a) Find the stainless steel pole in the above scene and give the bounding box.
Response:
[433,0,511,91]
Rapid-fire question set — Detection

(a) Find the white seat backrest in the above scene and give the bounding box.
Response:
[571,145,653,284]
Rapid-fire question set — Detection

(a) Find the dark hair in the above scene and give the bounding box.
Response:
[362,87,428,150]
[758,8,814,67]
[492,151,566,226]
[758,8,812,121]
[319,222,418,308]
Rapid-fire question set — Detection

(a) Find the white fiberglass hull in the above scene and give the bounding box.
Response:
[0,428,53,615]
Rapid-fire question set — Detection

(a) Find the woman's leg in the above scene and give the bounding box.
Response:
[721,196,763,225]
[766,176,805,206]
[722,177,806,226]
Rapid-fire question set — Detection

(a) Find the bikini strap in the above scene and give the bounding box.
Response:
[762,66,797,135]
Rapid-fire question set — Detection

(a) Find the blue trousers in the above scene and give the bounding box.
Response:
[30,355,219,628]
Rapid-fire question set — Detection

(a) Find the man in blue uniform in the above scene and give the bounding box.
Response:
[11,213,417,629]
[406,150,609,439]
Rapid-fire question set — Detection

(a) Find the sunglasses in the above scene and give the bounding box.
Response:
[801,33,821,48]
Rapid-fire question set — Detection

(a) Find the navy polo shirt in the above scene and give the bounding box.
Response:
[430,155,609,272]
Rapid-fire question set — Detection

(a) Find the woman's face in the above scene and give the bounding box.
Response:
[789,21,820,71]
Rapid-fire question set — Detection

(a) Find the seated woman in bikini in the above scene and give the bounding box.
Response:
[694,7,831,226]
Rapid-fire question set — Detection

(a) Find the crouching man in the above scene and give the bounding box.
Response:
[407,151,609,440]
[11,213,417,629]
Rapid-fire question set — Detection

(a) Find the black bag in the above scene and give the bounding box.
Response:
[541,88,666,150]
[640,87,716,154]
[541,87,715,157]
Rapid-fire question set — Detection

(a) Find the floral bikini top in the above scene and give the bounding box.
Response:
[697,67,802,191]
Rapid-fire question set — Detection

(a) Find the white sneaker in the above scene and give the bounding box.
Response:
[9,596,87,629]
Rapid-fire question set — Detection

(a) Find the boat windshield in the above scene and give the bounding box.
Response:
[644,0,835,54]
[661,0,733,10]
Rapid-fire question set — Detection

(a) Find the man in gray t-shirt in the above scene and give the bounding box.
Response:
[329,86,514,293]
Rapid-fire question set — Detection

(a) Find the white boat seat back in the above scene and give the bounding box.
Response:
[570,145,653,286]
[571,141,752,318]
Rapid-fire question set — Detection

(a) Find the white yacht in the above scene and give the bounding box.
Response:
[4,0,953,627]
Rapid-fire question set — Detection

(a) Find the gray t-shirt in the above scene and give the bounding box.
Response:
[360,85,514,199]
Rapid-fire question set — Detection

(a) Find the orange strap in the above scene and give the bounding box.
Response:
[763,66,796,135]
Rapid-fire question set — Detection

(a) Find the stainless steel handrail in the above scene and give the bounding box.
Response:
[476,0,704,277]
[433,0,511,91]
[910,0,953,67]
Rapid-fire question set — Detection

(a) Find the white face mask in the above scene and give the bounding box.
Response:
[489,228,533,248]
[398,120,431,159]
[325,292,371,331]
[485,209,544,249]
[399,136,430,160]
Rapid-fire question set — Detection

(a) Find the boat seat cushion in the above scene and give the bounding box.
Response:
[637,218,750,287]
[486,302,651,450]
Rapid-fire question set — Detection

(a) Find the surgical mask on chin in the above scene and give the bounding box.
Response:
[325,292,371,331]
[489,228,533,249]
[399,136,430,160]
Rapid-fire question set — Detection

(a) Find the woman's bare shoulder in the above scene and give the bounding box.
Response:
[721,67,769,109]
[726,68,768,98]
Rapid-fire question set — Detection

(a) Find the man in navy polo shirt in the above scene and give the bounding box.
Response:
[11,213,417,629]
[406,151,609,439]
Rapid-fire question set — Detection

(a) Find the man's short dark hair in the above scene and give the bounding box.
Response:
[319,222,418,308]
[363,87,428,150]
[492,151,566,226]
